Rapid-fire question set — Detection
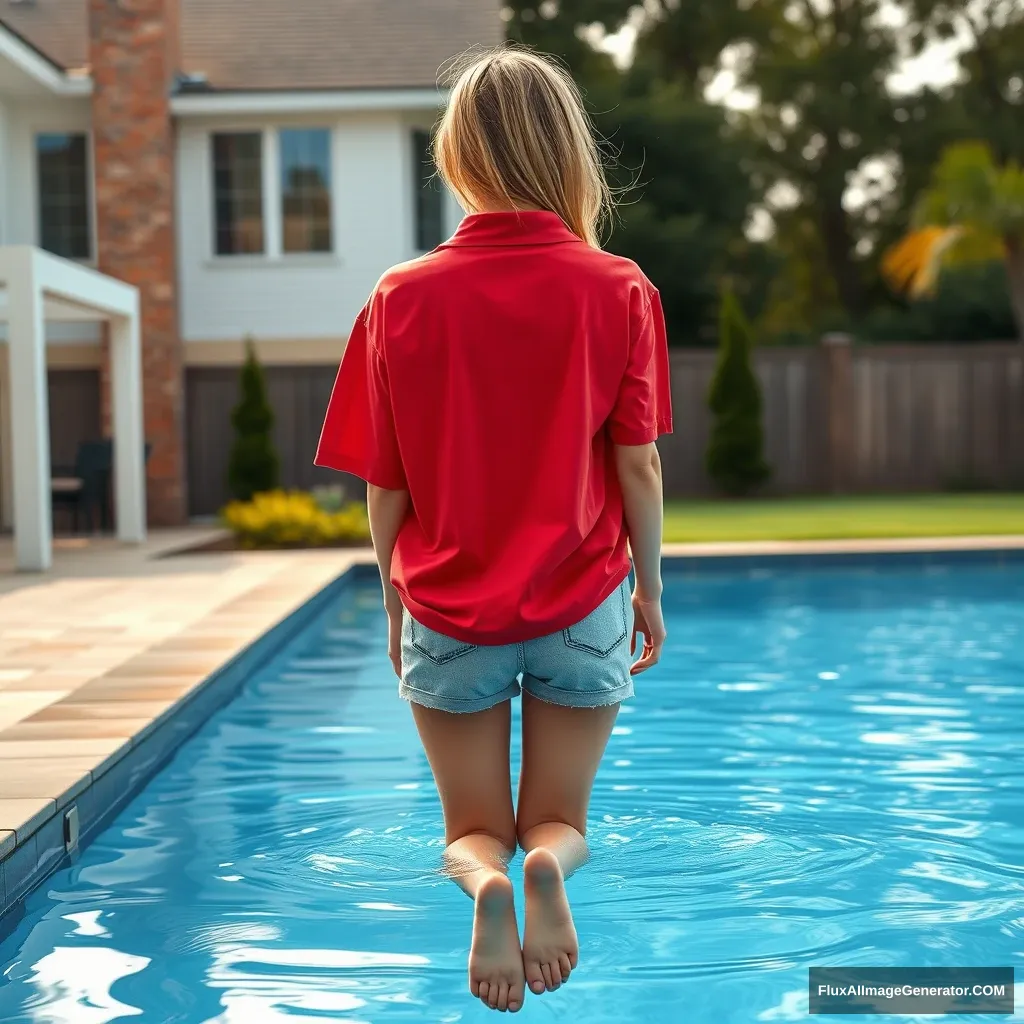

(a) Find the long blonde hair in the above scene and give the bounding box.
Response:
[434,46,613,248]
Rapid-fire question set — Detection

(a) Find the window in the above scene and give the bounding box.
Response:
[212,132,264,255]
[280,128,332,253]
[36,133,91,259]
[412,129,445,252]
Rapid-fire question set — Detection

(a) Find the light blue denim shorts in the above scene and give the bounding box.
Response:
[399,574,634,713]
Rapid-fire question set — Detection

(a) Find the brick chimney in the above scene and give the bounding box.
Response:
[89,0,186,526]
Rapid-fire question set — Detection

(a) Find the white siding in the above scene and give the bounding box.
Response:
[0,95,100,345]
[176,111,463,344]
[2,96,92,249]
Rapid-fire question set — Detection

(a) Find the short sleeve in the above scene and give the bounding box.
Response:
[608,289,674,445]
[314,303,407,489]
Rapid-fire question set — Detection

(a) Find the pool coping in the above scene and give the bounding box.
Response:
[2,534,1023,923]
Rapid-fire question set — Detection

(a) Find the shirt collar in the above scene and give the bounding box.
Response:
[441,210,582,248]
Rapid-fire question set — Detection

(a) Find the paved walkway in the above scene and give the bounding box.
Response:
[0,530,374,861]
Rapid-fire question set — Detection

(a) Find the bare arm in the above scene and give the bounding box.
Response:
[614,441,667,672]
[615,442,664,597]
[367,483,410,674]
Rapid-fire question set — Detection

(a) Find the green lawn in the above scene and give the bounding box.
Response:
[663,494,1024,543]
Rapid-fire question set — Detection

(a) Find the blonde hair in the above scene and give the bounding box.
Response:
[434,46,613,248]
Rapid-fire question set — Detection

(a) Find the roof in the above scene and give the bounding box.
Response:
[1,2,85,71]
[0,0,503,90]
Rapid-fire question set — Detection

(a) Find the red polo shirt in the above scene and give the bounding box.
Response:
[315,210,672,645]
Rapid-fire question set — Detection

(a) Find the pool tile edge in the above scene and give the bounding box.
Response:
[0,552,373,921]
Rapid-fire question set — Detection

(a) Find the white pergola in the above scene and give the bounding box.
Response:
[0,246,145,571]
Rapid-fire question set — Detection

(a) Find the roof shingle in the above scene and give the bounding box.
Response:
[1,0,502,89]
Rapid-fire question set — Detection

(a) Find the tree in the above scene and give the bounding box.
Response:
[882,141,1024,341]
[706,290,771,494]
[639,0,909,322]
[227,340,280,501]
[906,0,1024,162]
[506,2,758,341]
[601,79,756,342]
[503,0,632,73]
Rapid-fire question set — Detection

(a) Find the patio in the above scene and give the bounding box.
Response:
[0,246,145,572]
[0,529,375,896]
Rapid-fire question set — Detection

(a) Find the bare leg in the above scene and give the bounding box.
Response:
[516,693,619,995]
[411,700,525,1013]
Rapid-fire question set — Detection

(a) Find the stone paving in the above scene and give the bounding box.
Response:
[0,530,374,859]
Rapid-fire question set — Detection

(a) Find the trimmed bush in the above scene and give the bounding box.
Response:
[221,490,370,549]
[227,340,280,501]
[706,290,771,495]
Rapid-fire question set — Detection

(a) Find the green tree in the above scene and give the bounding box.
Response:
[602,79,756,342]
[882,141,1024,340]
[907,0,1024,161]
[507,2,758,341]
[636,0,1015,334]
[706,290,771,494]
[227,340,280,501]
[639,0,908,320]
[503,0,631,84]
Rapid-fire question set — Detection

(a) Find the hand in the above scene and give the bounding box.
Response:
[630,588,666,675]
[383,588,404,678]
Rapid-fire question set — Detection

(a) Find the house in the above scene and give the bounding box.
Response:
[0,0,501,528]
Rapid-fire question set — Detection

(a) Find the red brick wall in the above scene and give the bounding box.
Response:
[89,0,186,526]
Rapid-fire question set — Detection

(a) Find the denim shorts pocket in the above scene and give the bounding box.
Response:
[409,619,478,666]
[562,580,629,657]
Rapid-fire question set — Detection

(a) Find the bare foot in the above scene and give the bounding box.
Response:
[469,872,526,1012]
[522,847,578,994]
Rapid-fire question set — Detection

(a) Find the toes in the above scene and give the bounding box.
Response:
[525,962,545,994]
[508,984,524,1013]
[548,960,563,991]
[470,978,480,998]
[497,981,509,1012]
[478,981,489,1006]
[542,961,558,991]
[558,953,572,980]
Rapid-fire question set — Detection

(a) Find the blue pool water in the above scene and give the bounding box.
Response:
[2,561,1023,1022]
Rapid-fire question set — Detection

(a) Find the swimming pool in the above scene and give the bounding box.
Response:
[1,559,1022,1022]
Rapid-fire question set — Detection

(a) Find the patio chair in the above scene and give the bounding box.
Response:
[51,439,113,534]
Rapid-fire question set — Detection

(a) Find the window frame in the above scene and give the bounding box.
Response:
[34,129,95,262]
[208,124,339,263]
[210,128,268,258]
[278,126,334,256]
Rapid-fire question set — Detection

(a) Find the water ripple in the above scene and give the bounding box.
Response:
[1,563,1022,1022]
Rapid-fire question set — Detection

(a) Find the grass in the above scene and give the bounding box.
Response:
[662,494,1024,543]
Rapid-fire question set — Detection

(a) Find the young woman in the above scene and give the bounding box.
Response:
[316,46,671,1014]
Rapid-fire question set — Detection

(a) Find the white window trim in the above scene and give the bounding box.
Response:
[208,125,338,263]
[263,126,281,258]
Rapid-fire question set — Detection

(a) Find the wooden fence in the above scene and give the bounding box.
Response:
[661,341,1024,495]
[12,342,1020,522]
[185,365,342,516]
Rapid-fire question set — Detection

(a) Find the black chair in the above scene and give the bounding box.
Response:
[51,440,113,534]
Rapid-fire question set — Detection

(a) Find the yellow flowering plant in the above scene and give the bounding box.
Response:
[221,490,371,549]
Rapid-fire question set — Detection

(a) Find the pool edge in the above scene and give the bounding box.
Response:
[0,561,376,924]
[3,539,1022,924]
